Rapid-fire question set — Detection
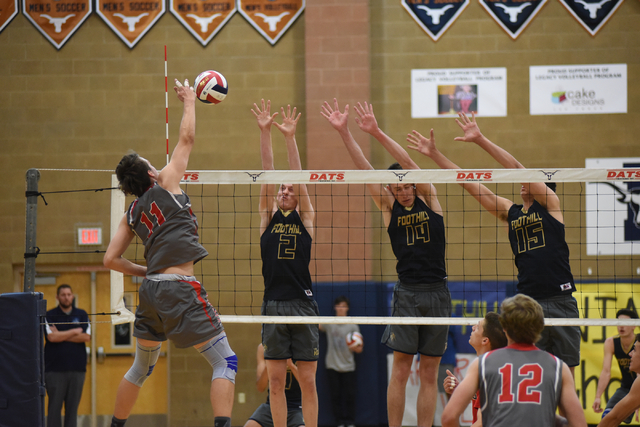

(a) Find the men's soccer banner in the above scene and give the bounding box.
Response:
[238,0,304,46]
[22,0,91,49]
[96,0,165,48]
[0,0,19,33]
[529,64,627,115]
[170,0,235,46]
[411,68,507,118]
[586,157,640,255]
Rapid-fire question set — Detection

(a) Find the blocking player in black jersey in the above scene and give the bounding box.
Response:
[104,79,236,427]
[253,99,318,427]
[593,309,640,423]
[598,334,640,427]
[322,99,450,427]
[244,344,304,427]
[408,112,581,377]
[441,294,585,427]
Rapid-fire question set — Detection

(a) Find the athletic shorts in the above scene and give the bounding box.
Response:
[535,295,581,367]
[603,387,634,423]
[250,402,304,427]
[261,299,319,361]
[134,274,223,348]
[381,280,451,356]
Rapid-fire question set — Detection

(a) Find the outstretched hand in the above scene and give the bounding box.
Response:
[443,369,458,394]
[273,105,301,138]
[252,99,279,131]
[174,78,196,103]
[454,112,483,143]
[407,129,437,157]
[320,98,349,131]
[353,101,379,135]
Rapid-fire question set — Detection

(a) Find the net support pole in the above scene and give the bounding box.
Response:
[24,168,40,293]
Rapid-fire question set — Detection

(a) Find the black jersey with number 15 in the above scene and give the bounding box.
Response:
[261,208,313,301]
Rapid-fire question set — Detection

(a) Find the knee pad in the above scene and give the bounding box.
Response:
[198,332,237,383]
[124,342,162,387]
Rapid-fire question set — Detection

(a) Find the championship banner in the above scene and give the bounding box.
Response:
[529,64,627,115]
[559,0,624,36]
[574,284,639,425]
[479,0,547,39]
[22,0,91,49]
[586,157,640,256]
[401,0,470,42]
[0,0,19,33]
[170,0,235,46]
[237,0,304,46]
[96,0,165,48]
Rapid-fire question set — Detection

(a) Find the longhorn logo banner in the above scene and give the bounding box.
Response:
[479,0,547,39]
[96,0,165,48]
[170,0,235,46]
[0,0,19,33]
[22,0,91,49]
[401,0,469,42]
[238,0,304,46]
[559,0,623,36]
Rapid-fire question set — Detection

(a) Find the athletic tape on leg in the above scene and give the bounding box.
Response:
[124,343,162,387]
[198,332,237,383]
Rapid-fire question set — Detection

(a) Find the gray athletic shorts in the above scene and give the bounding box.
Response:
[250,402,304,427]
[134,275,224,348]
[535,295,581,367]
[261,299,320,361]
[381,280,452,356]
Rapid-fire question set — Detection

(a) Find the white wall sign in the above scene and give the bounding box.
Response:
[411,68,507,118]
[530,64,627,116]
[586,157,640,256]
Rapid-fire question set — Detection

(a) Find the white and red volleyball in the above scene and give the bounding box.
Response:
[194,70,228,104]
[346,332,363,349]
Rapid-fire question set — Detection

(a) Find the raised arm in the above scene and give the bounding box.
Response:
[455,113,561,217]
[593,337,615,413]
[252,99,279,234]
[407,129,512,222]
[273,105,314,237]
[321,99,393,213]
[157,79,196,194]
[353,101,441,213]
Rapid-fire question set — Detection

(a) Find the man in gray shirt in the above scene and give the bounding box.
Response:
[320,296,363,427]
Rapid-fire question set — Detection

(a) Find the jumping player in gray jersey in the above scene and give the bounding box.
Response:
[253,99,318,427]
[441,294,585,427]
[408,113,580,376]
[104,79,236,427]
[322,99,450,427]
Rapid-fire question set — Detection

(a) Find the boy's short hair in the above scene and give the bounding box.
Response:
[616,308,639,319]
[116,152,152,197]
[499,294,545,344]
[334,295,350,307]
[483,312,508,350]
[56,284,72,295]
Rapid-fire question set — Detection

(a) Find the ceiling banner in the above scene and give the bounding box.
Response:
[170,0,236,46]
[401,0,470,42]
[559,0,623,36]
[0,0,19,33]
[22,0,91,49]
[479,0,547,39]
[237,0,304,46]
[96,0,165,48]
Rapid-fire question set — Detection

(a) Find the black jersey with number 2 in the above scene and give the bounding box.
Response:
[387,197,446,285]
[261,208,313,301]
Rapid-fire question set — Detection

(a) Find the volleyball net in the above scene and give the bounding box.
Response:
[102,167,640,327]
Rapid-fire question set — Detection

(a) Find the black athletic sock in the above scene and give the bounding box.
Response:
[111,416,127,427]
[214,416,231,427]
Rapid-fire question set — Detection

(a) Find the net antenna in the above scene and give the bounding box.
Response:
[164,45,169,166]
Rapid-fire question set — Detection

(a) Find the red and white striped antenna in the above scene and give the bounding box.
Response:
[164,45,169,165]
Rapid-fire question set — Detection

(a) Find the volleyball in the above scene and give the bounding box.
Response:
[346,331,363,349]
[194,70,228,104]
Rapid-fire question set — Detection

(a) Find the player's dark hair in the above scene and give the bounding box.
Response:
[388,162,402,170]
[56,284,72,296]
[499,294,545,344]
[334,295,350,308]
[483,312,507,350]
[616,308,639,319]
[116,152,152,197]
[545,182,557,193]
